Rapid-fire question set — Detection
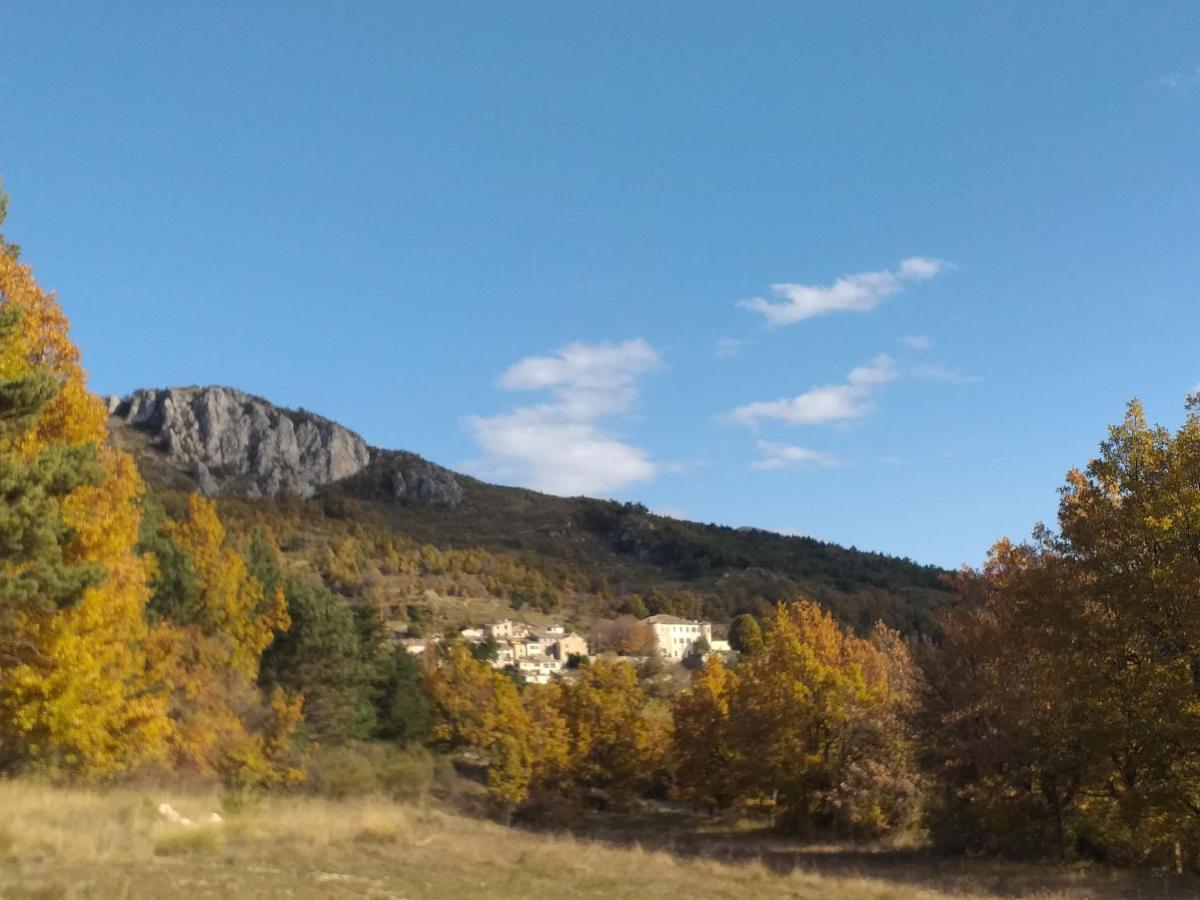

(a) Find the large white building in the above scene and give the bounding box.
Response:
[645,614,713,661]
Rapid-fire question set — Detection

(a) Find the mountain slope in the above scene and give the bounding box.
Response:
[108,386,952,635]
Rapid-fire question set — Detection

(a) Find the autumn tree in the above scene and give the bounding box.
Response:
[0,309,104,635]
[522,681,570,792]
[724,601,920,836]
[591,615,656,656]
[556,659,671,802]
[671,655,741,811]
[923,398,1200,866]
[0,196,170,777]
[426,642,535,813]
[917,539,1097,857]
[142,494,297,784]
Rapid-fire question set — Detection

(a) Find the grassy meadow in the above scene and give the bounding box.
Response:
[0,781,1194,900]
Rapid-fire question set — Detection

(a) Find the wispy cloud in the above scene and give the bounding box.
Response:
[714,336,746,360]
[902,334,933,351]
[727,354,898,427]
[465,339,662,496]
[1161,67,1200,91]
[912,362,981,385]
[751,441,840,470]
[738,257,948,326]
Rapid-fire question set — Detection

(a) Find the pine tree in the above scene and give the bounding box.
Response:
[259,575,379,743]
[0,311,104,634]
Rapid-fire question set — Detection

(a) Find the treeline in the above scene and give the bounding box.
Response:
[575,499,948,595]
[427,600,921,836]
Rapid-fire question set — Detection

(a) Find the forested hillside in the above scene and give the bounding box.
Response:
[106,386,951,637]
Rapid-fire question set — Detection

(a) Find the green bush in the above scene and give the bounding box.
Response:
[304,742,445,802]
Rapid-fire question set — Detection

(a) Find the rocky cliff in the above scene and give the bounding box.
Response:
[107,386,463,506]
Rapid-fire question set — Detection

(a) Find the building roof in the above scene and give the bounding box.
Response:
[644,614,700,625]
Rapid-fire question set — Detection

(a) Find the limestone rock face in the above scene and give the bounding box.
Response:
[328,449,465,508]
[378,451,465,507]
[112,386,371,499]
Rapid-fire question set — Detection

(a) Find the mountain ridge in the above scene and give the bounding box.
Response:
[107,384,952,634]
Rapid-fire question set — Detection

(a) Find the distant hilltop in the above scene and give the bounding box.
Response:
[106,385,463,506]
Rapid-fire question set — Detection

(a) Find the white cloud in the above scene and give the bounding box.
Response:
[902,334,933,351]
[751,441,840,470]
[496,338,660,419]
[714,336,745,360]
[498,339,659,392]
[912,362,981,385]
[465,339,662,496]
[728,354,898,427]
[738,257,948,326]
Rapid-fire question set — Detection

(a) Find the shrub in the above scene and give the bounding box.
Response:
[304,743,443,802]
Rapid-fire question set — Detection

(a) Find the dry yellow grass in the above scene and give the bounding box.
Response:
[0,781,1189,900]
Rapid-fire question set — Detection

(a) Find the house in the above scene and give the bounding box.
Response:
[523,631,557,656]
[495,639,532,666]
[487,619,527,640]
[517,655,564,685]
[553,632,588,661]
[645,614,713,661]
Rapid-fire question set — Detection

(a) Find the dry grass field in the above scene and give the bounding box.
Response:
[0,781,1195,900]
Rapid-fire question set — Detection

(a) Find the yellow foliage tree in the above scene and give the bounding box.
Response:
[0,211,170,777]
[557,659,671,802]
[147,494,296,784]
[523,681,570,791]
[426,642,536,812]
[671,655,741,811]
[726,600,920,835]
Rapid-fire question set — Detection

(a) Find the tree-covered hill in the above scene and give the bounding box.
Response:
[107,386,952,636]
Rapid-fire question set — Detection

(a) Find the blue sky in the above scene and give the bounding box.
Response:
[3,2,1199,568]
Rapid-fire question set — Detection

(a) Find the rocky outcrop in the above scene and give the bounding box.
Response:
[108,385,467,508]
[334,450,465,508]
[110,386,371,499]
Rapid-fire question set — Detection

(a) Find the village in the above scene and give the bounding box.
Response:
[399,613,733,684]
